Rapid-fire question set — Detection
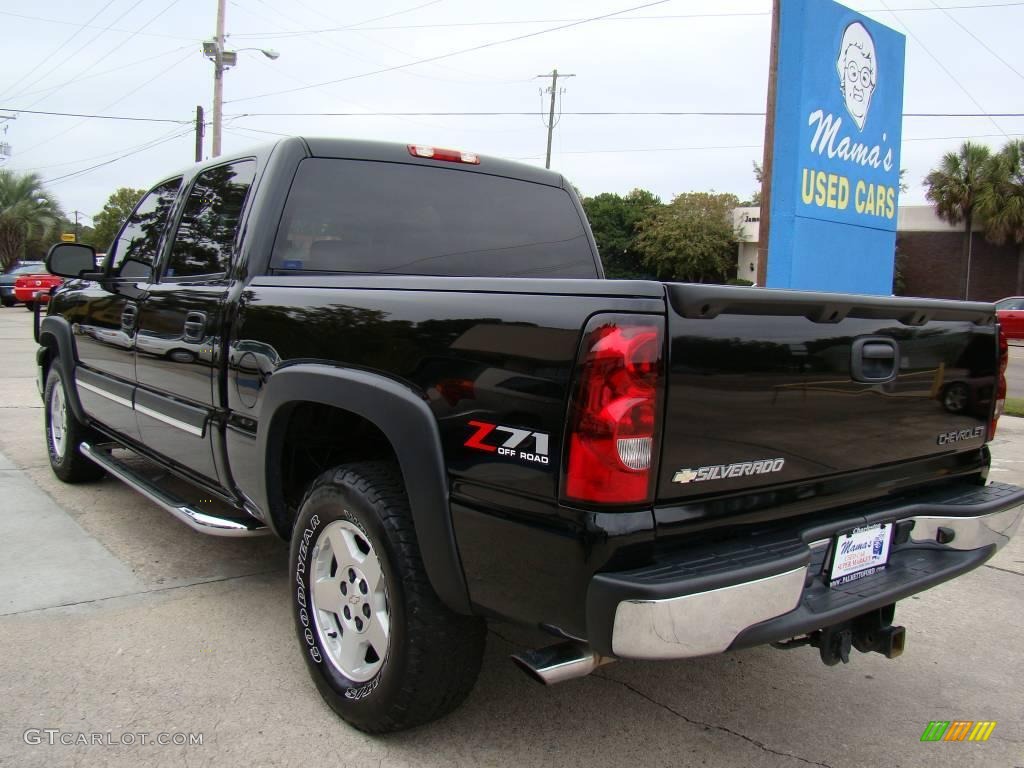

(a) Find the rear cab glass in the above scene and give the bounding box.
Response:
[270,158,598,278]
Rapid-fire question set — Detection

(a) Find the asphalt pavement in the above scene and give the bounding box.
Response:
[0,306,1022,768]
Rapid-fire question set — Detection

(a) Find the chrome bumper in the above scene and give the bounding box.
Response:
[609,504,1023,660]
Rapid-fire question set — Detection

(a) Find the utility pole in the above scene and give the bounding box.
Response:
[73,210,81,240]
[195,105,205,162]
[0,113,16,163]
[536,69,574,169]
[756,0,780,288]
[212,0,226,157]
[203,5,277,159]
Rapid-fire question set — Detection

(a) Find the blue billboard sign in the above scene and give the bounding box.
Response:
[767,0,906,295]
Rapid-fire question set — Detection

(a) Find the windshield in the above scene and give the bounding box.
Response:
[6,263,45,276]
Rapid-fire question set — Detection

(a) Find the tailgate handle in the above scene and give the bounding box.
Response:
[862,342,895,360]
[852,338,898,383]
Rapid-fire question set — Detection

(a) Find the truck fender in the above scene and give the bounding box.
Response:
[37,316,87,424]
[256,364,472,614]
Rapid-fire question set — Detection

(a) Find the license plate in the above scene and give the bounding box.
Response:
[829,523,892,587]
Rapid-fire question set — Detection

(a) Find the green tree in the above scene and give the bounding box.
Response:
[924,141,992,300]
[91,187,145,251]
[582,189,660,278]
[739,161,764,207]
[635,192,740,283]
[0,170,62,269]
[978,139,1024,294]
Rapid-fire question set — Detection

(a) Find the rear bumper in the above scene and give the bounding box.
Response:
[14,289,51,303]
[586,482,1023,659]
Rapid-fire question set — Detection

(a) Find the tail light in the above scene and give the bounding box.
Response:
[989,323,1007,440]
[562,314,665,505]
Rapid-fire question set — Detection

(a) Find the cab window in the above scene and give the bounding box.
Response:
[165,160,256,278]
[108,179,182,280]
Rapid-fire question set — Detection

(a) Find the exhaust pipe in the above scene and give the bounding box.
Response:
[511,641,614,685]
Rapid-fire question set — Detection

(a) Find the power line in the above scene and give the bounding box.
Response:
[223,110,1024,117]
[9,45,195,103]
[928,0,1024,82]
[0,9,198,40]
[15,46,195,158]
[879,0,1009,138]
[225,0,676,104]
[20,125,198,173]
[511,132,1024,160]
[18,0,186,112]
[0,107,190,123]
[0,0,119,103]
[6,107,1020,124]
[42,128,194,185]
[229,1,1024,37]
[3,0,149,105]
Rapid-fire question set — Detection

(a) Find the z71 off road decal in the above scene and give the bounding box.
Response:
[673,458,785,485]
[464,420,550,466]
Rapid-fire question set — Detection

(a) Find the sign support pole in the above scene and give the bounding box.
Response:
[756,0,781,289]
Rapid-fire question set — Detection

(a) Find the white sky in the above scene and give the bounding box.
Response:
[1,0,1022,224]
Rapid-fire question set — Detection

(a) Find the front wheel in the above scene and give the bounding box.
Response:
[290,462,485,733]
[44,363,105,483]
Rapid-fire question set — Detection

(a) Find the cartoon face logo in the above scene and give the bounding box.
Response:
[836,22,877,131]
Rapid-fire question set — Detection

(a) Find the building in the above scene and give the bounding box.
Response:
[733,205,1021,300]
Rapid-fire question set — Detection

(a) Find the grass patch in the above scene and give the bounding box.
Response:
[1006,398,1024,418]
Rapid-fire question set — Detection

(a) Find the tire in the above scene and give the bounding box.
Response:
[24,301,35,312]
[290,462,485,733]
[0,295,13,307]
[44,363,105,483]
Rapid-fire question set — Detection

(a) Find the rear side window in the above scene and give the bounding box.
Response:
[270,159,597,278]
[108,179,181,279]
[166,160,256,278]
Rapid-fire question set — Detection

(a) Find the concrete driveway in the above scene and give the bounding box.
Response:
[1007,343,1024,399]
[0,307,1021,768]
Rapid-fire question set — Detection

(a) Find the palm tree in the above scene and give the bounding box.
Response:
[0,170,62,270]
[978,139,1024,294]
[924,141,992,300]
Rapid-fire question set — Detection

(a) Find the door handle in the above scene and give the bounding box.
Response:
[121,303,138,331]
[851,337,898,383]
[183,311,207,342]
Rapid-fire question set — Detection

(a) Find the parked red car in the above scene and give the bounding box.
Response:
[14,273,63,311]
[996,297,1024,340]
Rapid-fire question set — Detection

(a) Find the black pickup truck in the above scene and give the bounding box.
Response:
[38,137,1020,733]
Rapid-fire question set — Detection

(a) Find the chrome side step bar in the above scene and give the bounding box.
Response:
[79,441,269,537]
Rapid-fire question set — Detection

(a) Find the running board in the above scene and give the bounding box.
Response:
[79,441,269,537]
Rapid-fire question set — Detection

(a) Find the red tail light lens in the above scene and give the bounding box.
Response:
[563,315,665,505]
[989,323,1007,440]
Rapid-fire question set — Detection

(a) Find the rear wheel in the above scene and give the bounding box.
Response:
[44,363,105,483]
[290,462,485,733]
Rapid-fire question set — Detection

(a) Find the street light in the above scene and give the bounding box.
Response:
[203,0,280,158]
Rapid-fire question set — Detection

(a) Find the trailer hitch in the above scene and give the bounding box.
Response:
[772,604,906,666]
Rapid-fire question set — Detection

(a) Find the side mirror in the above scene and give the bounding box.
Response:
[46,242,99,279]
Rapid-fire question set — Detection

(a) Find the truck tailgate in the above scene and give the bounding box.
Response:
[658,284,998,503]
